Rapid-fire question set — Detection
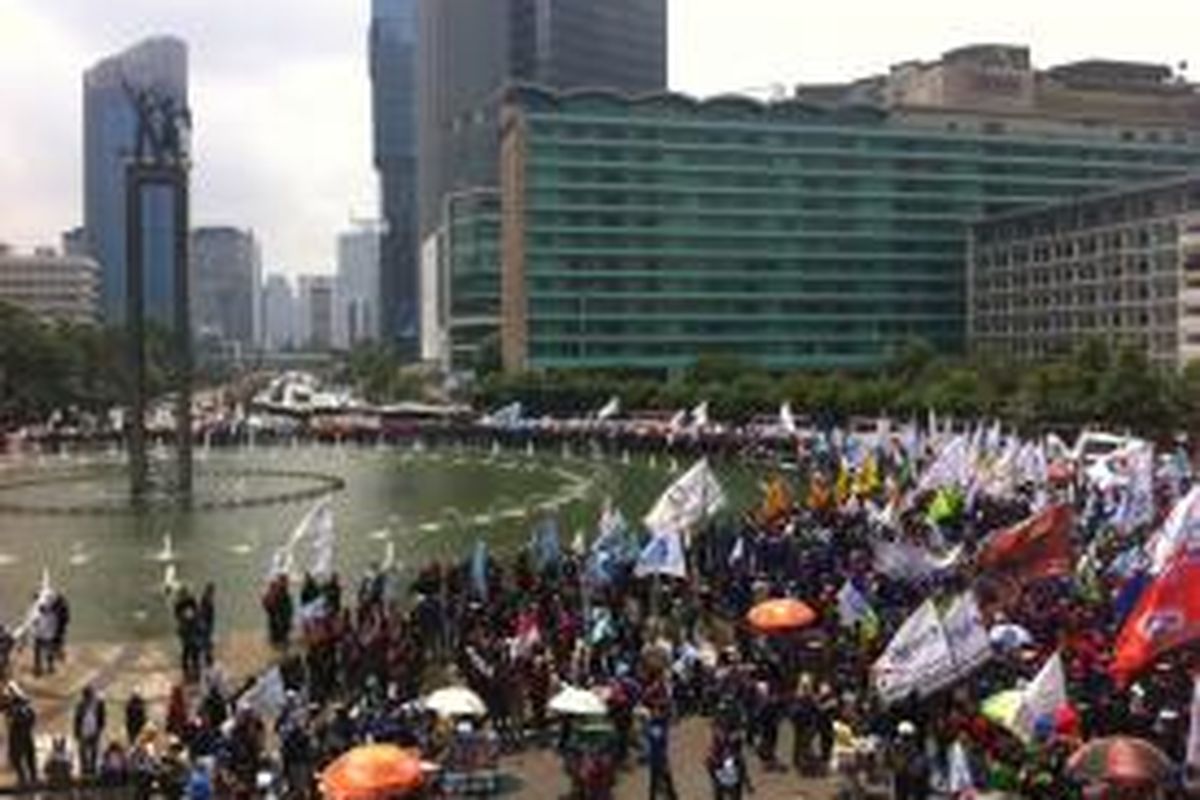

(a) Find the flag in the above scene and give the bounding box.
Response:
[483,402,522,428]
[634,529,687,580]
[287,500,330,552]
[975,504,1074,587]
[807,472,832,512]
[916,435,971,494]
[873,539,962,582]
[1187,677,1200,769]
[1113,546,1200,685]
[1014,652,1067,743]
[872,599,954,706]
[835,460,851,506]
[643,458,726,537]
[307,503,336,579]
[237,667,287,719]
[780,402,797,435]
[596,396,620,421]
[837,580,879,641]
[942,591,991,676]
[947,740,976,795]
[1145,485,1200,575]
[758,475,793,526]
[667,410,686,432]
[853,453,881,498]
[469,540,488,599]
[531,516,561,572]
[728,536,746,568]
[691,401,709,429]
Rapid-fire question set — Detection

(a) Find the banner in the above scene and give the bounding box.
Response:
[1014,651,1067,743]
[634,529,687,580]
[643,458,726,537]
[942,591,991,676]
[1113,546,1200,685]
[873,600,954,706]
[975,504,1074,587]
[1145,485,1200,575]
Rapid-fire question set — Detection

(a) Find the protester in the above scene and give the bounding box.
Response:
[73,683,106,777]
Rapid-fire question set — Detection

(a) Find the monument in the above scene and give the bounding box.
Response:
[123,81,193,504]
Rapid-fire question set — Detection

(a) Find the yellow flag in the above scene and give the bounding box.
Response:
[835,460,851,506]
[854,453,880,498]
[760,475,794,525]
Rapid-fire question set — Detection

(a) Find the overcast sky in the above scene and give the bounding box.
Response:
[1,0,1197,275]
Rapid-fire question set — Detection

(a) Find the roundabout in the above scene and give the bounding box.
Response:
[0,441,763,642]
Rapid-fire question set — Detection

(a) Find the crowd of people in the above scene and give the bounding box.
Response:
[2,426,1199,800]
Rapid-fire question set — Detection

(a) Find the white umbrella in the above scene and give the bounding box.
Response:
[989,623,1034,651]
[423,686,487,718]
[548,685,608,717]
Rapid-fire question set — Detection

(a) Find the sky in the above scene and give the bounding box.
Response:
[1,0,1198,275]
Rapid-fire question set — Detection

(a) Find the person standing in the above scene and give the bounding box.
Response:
[51,591,70,663]
[33,599,58,676]
[174,586,201,681]
[6,688,38,786]
[73,683,106,777]
[125,691,147,745]
[645,712,678,800]
[198,583,216,667]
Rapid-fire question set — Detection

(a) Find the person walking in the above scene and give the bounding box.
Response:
[73,683,106,777]
[32,598,58,676]
[707,718,754,800]
[125,691,147,745]
[198,583,216,667]
[645,713,678,800]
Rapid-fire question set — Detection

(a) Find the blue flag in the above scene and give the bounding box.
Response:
[531,516,561,572]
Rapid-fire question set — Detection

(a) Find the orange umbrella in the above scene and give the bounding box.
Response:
[747,598,816,633]
[320,744,425,800]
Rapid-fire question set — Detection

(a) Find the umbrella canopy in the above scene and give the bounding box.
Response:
[747,597,816,633]
[320,744,425,800]
[1067,736,1173,786]
[988,623,1034,652]
[548,685,608,716]
[422,686,487,718]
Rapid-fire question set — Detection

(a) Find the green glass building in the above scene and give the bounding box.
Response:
[483,83,1200,373]
[445,189,502,369]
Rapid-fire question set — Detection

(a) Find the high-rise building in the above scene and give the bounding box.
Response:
[262,273,297,352]
[417,0,668,239]
[190,227,261,348]
[491,74,1200,373]
[296,275,339,351]
[83,36,188,325]
[0,246,100,325]
[337,221,383,345]
[370,0,420,349]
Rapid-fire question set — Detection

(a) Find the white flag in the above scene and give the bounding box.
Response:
[942,591,991,676]
[873,600,954,706]
[836,581,875,629]
[596,396,620,421]
[303,502,336,579]
[634,529,687,580]
[1145,484,1200,575]
[643,458,726,538]
[947,739,975,794]
[691,401,710,429]
[780,402,797,435]
[1014,651,1067,742]
[1187,677,1200,768]
[872,539,962,582]
[916,435,971,494]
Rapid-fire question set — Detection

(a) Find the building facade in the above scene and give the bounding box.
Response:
[296,275,339,351]
[370,0,420,349]
[445,189,501,370]
[190,227,261,349]
[0,246,100,325]
[970,175,1200,367]
[337,221,383,345]
[492,82,1200,373]
[417,0,668,239]
[262,273,297,352]
[83,36,188,325]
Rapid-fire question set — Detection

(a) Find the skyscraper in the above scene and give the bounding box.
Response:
[370,0,419,351]
[416,0,668,238]
[83,36,188,325]
[262,273,297,352]
[190,227,261,348]
[337,221,384,345]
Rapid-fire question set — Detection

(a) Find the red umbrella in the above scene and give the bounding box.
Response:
[747,598,816,633]
[1066,736,1173,786]
[320,744,426,799]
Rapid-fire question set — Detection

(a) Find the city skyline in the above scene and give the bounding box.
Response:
[2,0,1199,276]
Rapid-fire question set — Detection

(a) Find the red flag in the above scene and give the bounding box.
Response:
[976,504,1074,586]
[1112,547,1200,685]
